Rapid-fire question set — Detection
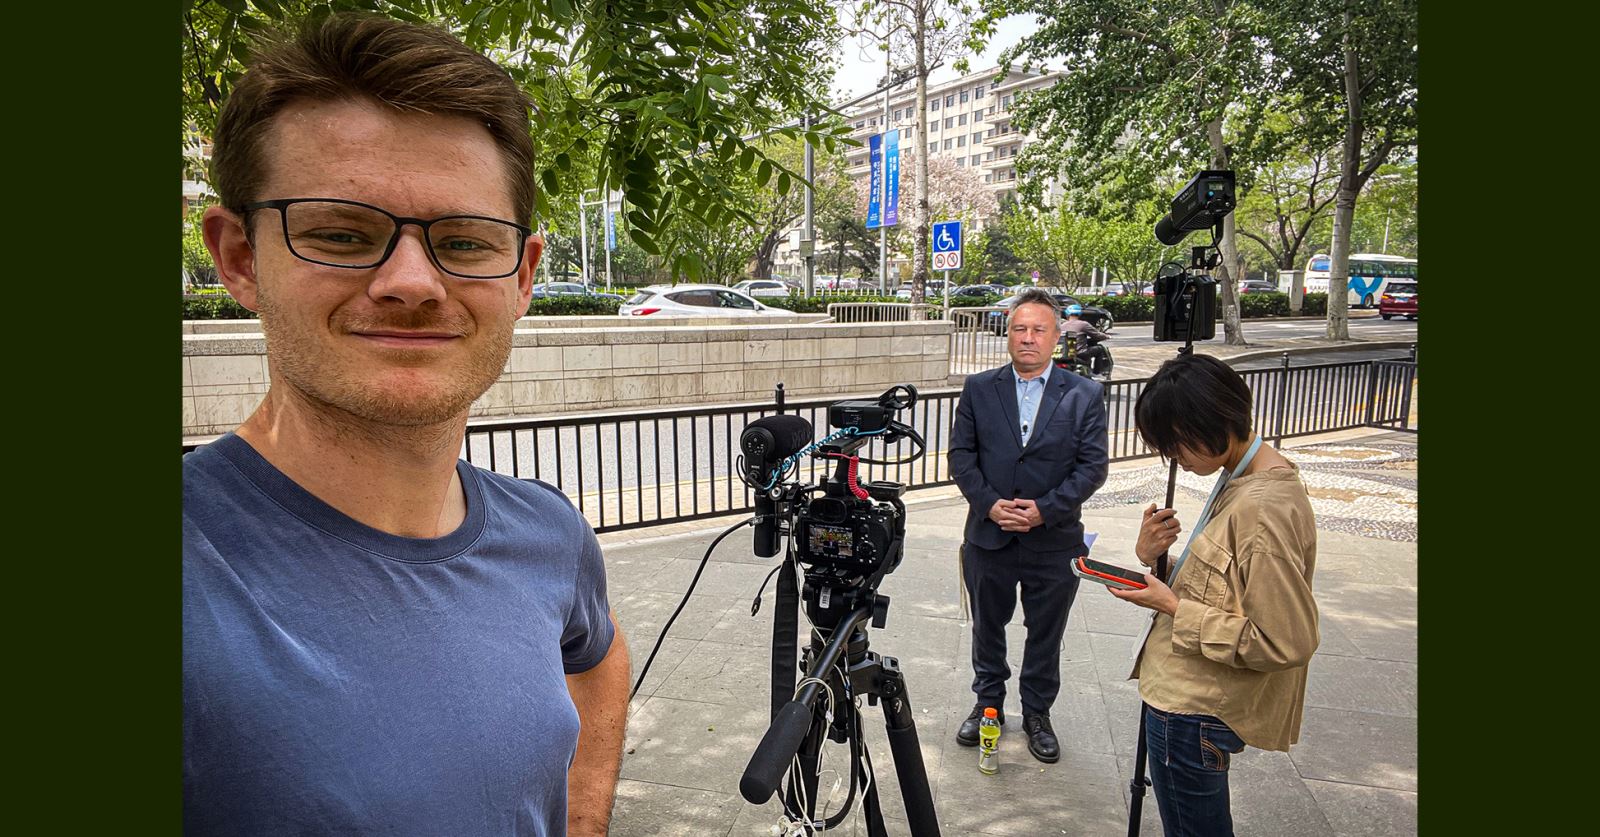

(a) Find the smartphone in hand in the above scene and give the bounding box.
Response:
[1071,556,1150,590]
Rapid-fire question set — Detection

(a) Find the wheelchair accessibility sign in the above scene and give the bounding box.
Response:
[931,220,962,271]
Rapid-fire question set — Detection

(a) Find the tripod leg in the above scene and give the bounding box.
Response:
[876,659,942,837]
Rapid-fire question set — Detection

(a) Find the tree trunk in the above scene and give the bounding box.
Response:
[754,229,780,280]
[910,0,931,306]
[1207,118,1246,346]
[1326,4,1362,341]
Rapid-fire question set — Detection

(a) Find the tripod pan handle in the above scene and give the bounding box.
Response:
[740,700,812,803]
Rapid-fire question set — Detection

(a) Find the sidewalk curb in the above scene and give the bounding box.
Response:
[1222,340,1418,367]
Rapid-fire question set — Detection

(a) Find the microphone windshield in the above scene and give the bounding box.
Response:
[741,415,814,464]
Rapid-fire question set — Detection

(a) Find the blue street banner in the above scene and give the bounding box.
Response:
[866,133,884,229]
[883,130,900,227]
[606,209,616,251]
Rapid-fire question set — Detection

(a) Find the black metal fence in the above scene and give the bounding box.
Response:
[455,356,1415,533]
[183,357,1416,534]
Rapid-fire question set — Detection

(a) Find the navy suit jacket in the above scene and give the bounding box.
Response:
[948,364,1110,555]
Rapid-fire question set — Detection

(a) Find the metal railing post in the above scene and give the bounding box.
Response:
[1273,352,1290,445]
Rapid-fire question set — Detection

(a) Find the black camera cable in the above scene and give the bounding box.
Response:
[628,514,762,702]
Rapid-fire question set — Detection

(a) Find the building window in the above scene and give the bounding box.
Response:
[987,128,995,138]
[985,174,993,183]
[1003,95,1012,108]
[957,136,966,147]
[944,138,954,150]
[930,100,939,111]
[855,120,865,129]
[893,108,901,121]
[929,142,937,153]
[985,151,994,161]
[975,85,986,99]
[971,154,982,165]
[944,116,954,129]
[957,158,966,167]
[945,94,955,107]
[960,90,970,103]
[972,132,983,144]
[958,113,968,126]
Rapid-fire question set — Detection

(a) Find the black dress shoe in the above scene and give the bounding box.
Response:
[956,703,1004,747]
[1023,713,1060,763]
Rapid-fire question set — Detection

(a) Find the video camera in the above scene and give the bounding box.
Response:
[1151,170,1236,343]
[739,386,923,608]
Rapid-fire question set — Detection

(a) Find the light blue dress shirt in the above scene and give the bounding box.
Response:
[1014,362,1053,446]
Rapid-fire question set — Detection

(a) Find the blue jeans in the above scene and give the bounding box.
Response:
[1144,705,1246,837]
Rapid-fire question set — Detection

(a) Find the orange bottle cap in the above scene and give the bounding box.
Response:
[983,707,998,718]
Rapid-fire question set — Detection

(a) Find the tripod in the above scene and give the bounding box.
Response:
[741,590,940,836]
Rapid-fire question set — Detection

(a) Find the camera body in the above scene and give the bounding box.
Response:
[794,490,904,577]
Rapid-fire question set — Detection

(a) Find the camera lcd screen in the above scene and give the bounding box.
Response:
[807,523,855,559]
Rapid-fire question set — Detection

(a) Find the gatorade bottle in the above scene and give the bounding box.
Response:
[977,707,1000,774]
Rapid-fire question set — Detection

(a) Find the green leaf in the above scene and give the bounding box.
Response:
[756,160,773,187]
[628,227,661,255]
[541,169,560,197]
[703,74,730,93]
[738,147,756,171]
[555,153,571,172]
[627,210,658,234]
[549,0,573,22]
[777,171,791,195]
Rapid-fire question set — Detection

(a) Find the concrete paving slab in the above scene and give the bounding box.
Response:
[609,780,743,837]
[1303,779,1418,837]
[1304,655,1418,718]
[1290,708,1418,792]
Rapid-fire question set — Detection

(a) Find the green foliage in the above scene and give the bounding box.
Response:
[1078,294,1154,323]
[180,0,851,276]
[183,294,255,320]
[182,205,215,277]
[525,295,622,316]
[1300,292,1328,317]
[1237,292,1290,318]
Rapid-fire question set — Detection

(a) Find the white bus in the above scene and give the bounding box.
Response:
[1302,253,1418,308]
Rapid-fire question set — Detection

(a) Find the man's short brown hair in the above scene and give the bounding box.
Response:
[1011,288,1060,317]
[210,13,536,223]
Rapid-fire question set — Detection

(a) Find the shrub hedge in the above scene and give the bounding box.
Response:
[183,290,1332,323]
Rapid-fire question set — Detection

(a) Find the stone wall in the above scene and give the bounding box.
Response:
[183,320,953,439]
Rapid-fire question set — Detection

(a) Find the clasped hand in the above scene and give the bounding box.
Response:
[989,498,1043,532]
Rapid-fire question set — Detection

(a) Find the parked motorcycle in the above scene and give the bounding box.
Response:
[1052,330,1114,380]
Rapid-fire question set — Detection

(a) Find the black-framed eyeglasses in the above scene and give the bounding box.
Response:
[242,198,533,280]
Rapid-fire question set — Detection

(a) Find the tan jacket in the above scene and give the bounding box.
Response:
[1130,463,1319,751]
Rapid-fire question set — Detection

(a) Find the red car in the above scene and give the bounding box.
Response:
[1378,281,1417,320]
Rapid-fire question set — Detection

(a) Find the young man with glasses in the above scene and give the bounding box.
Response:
[183,15,627,836]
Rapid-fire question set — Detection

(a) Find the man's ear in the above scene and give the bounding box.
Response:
[514,233,543,314]
[203,206,260,312]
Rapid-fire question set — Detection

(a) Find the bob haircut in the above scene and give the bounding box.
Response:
[1134,353,1254,459]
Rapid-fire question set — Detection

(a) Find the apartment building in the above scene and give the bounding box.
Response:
[774,66,1062,283]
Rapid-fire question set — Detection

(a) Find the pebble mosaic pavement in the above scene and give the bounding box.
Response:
[1086,440,1419,542]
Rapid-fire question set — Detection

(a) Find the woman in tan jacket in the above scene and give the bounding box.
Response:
[1109,354,1319,837]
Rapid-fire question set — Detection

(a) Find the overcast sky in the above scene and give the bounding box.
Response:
[827,14,1042,103]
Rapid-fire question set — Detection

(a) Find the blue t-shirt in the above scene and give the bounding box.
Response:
[183,433,615,836]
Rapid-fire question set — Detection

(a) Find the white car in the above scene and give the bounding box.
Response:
[619,284,791,317]
[731,279,795,299]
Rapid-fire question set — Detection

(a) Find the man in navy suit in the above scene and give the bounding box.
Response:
[949,288,1109,762]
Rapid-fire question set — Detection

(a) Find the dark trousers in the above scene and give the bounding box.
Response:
[962,540,1082,715]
